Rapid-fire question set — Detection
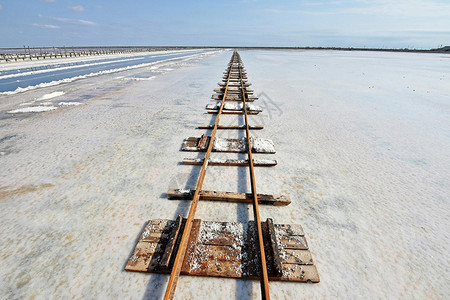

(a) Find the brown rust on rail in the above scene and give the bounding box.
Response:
[238,53,271,299]
[163,51,239,300]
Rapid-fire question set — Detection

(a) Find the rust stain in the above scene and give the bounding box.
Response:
[0,183,54,200]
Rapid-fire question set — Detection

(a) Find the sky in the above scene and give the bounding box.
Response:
[0,0,449,49]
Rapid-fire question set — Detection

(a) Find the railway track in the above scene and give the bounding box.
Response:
[125,51,319,299]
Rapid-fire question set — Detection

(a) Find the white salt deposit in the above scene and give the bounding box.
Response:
[7,105,57,113]
[211,137,229,151]
[206,102,262,111]
[212,137,246,152]
[224,102,241,110]
[253,159,277,165]
[19,101,36,106]
[206,102,219,110]
[124,76,156,81]
[0,49,448,299]
[58,102,82,106]
[37,91,65,101]
[250,137,275,153]
[246,103,262,111]
[212,137,275,153]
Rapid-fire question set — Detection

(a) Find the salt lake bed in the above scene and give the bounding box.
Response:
[0,49,449,299]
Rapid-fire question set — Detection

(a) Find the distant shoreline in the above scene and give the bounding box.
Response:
[1,45,449,53]
[234,46,450,53]
[1,46,448,63]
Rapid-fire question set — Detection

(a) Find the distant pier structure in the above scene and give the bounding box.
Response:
[0,46,200,63]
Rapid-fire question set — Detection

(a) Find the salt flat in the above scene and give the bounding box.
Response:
[0,50,449,299]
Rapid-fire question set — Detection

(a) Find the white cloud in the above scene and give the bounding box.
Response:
[0,4,3,10]
[69,5,84,12]
[51,17,97,26]
[78,19,96,26]
[32,23,60,29]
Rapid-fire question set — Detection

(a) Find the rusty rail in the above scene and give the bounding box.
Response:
[163,51,238,300]
[238,53,270,299]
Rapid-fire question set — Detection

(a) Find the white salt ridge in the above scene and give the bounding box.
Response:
[7,105,57,113]
[0,57,144,80]
[37,91,65,101]
[122,76,156,81]
[58,102,82,106]
[14,91,65,109]
[19,101,36,106]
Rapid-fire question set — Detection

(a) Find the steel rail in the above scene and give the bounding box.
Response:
[237,53,271,299]
[163,51,238,300]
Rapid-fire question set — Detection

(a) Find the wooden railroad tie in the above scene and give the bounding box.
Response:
[218,82,251,86]
[181,158,277,167]
[212,94,258,101]
[197,125,264,130]
[167,189,291,206]
[181,135,276,153]
[214,87,254,93]
[125,217,320,283]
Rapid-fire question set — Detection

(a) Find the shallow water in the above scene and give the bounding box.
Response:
[0,50,208,93]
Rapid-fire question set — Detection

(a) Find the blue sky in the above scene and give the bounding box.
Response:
[0,0,449,48]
